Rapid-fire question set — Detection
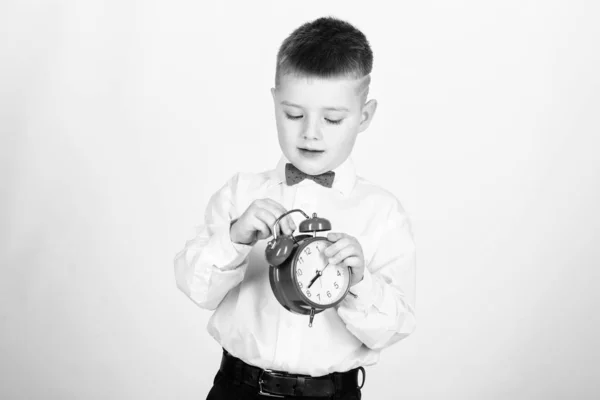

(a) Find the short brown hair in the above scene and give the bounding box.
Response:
[275,17,373,86]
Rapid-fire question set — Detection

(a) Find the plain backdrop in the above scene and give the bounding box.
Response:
[1,1,599,399]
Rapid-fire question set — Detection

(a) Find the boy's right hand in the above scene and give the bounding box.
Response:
[230,199,296,245]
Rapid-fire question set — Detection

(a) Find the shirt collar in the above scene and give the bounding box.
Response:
[269,154,357,196]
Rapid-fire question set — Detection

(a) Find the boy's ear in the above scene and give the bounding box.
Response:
[358,99,378,133]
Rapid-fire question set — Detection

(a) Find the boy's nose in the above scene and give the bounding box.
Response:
[302,119,322,140]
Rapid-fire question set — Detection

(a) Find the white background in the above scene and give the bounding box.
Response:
[1,1,599,399]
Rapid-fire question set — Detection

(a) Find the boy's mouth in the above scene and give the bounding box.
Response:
[298,148,325,158]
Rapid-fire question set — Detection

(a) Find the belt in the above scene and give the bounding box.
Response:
[218,349,365,398]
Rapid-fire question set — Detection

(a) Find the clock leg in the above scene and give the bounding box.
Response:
[308,308,315,328]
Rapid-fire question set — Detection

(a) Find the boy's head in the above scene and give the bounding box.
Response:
[272,17,378,176]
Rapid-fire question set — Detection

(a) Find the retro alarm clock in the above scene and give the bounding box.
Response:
[265,209,352,327]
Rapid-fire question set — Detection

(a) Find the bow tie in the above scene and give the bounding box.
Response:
[285,163,335,188]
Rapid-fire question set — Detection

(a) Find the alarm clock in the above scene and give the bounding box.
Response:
[265,209,352,327]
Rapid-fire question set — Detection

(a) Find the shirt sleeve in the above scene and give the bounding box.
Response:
[174,173,253,310]
[336,200,417,350]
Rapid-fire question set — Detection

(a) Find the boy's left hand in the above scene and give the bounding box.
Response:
[324,233,365,287]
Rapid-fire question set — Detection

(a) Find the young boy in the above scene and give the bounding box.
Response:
[175,16,416,399]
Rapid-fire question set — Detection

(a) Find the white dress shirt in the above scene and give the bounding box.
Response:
[174,155,416,377]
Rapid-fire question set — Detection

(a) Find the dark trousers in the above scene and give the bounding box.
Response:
[206,369,362,400]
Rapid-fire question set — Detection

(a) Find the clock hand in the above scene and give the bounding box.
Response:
[307,263,330,289]
[307,270,321,289]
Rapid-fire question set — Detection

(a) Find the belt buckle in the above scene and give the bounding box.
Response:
[258,369,285,398]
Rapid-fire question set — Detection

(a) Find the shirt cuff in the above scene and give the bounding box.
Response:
[343,267,376,311]
[212,224,253,271]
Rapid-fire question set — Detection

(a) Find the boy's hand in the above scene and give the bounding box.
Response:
[324,233,365,287]
[230,199,296,245]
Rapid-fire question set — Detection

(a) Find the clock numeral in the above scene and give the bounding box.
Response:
[298,257,303,264]
[337,270,341,277]
[306,290,311,297]
[304,247,312,255]
[297,269,303,276]
[298,282,303,288]
[316,293,321,300]
[334,282,339,289]
[327,291,332,298]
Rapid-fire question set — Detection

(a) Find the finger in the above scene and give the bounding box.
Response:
[253,208,279,237]
[327,244,356,265]
[260,198,289,218]
[260,199,295,235]
[287,215,297,233]
[275,214,295,236]
[342,256,363,269]
[324,236,351,258]
[251,216,274,241]
[327,232,345,243]
[345,258,364,285]
[261,198,287,211]
[324,233,346,257]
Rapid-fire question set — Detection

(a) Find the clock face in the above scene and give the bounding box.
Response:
[293,238,351,307]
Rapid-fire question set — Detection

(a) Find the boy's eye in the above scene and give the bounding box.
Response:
[285,113,303,120]
[325,118,343,125]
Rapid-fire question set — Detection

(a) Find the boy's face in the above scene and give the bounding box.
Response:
[272,74,377,176]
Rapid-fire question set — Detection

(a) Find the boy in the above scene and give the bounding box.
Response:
[175,16,416,399]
